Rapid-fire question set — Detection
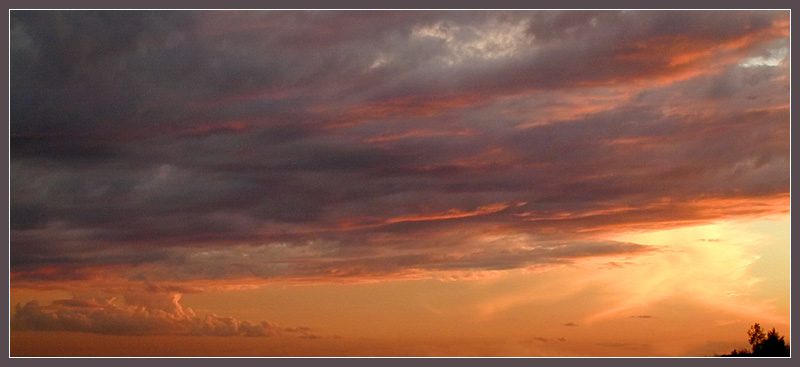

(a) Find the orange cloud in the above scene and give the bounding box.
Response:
[335,203,513,231]
[365,129,476,143]
[386,203,512,224]
[325,93,487,128]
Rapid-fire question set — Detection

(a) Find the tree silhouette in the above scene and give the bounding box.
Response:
[758,327,791,356]
[747,323,765,348]
[721,323,790,357]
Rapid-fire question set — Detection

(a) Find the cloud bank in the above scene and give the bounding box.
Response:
[10,10,789,286]
[11,284,317,337]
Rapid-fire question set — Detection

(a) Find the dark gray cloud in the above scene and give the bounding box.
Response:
[10,10,789,284]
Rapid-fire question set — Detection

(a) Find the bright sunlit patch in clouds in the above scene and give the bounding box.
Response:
[587,215,789,324]
[739,46,788,67]
[412,18,533,65]
[467,215,790,350]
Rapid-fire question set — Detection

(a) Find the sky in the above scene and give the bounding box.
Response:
[8,10,791,357]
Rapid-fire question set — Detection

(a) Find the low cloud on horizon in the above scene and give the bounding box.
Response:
[11,283,320,338]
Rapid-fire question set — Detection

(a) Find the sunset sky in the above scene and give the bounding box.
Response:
[9,10,790,357]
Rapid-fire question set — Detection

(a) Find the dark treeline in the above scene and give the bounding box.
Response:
[720,323,790,357]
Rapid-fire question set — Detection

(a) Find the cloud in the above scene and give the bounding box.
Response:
[11,285,318,338]
[12,235,654,285]
[10,10,790,286]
